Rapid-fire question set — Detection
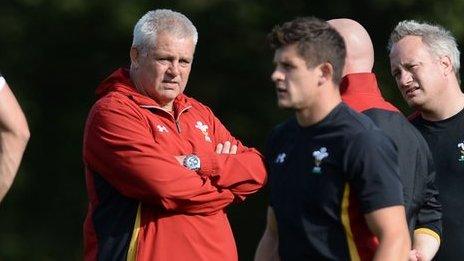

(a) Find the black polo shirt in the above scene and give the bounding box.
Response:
[364,109,441,236]
[267,103,403,260]
[411,109,464,260]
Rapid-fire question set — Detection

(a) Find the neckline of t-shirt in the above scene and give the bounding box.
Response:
[418,107,464,130]
[297,102,345,132]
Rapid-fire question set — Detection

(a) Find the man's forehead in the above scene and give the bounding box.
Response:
[391,35,426,53]
[148,37,195,55]
[274,44,300,60]
[392,38,426,58]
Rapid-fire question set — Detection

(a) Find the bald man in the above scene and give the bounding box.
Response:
[328,18,441,261]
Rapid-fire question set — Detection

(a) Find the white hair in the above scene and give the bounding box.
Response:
[132,9,198,53]
[388,20,460,79]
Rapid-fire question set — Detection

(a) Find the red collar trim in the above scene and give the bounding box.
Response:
[340,73,399,113]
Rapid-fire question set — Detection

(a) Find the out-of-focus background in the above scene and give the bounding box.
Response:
[1,0,463,259]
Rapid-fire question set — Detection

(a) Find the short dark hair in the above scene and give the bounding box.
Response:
[267,17,346,84]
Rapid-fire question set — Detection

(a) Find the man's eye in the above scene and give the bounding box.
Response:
[180,60,191,66]
[281,63,293,70]
[156,58,170,64]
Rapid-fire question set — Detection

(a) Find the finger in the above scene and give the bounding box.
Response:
[175,156,185,165]
[222,141,231,153]
[408,250,418,261]
[216,143,223,154]
[230,144,238,154]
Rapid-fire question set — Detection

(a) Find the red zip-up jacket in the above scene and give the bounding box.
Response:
[83,68,267,261]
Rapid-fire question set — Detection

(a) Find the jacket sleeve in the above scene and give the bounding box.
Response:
[195,107,267,201]
[414,147,442,240]
[83,98,235,215]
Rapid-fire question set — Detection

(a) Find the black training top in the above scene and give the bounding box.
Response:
[365,109,441,236]
[411,108,464,260]
[340,73,441,238]
[267,103,404,260]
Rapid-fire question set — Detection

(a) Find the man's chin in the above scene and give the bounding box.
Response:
[147,92,180,105]
[406,99,427,112]
[277,101,293,109]
[160,90,181,98]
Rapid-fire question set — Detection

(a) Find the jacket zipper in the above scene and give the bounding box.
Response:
[140,105,192,133]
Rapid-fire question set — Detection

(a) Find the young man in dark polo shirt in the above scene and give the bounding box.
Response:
[255,17,410,260]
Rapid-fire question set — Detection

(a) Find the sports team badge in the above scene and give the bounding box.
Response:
[156,124,168,133]
[195,121,212,142]
[458,142,464,161]
[312,147,328,174]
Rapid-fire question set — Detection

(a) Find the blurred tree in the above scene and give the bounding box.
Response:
[0,0,462,259]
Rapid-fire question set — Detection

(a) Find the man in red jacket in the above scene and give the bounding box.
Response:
[83,9,267,261]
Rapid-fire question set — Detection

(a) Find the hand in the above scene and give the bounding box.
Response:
[175,155,185,165]
[215,141,237,154]
[409,249,424,261]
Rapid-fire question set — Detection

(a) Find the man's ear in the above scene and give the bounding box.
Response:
[130,47,140,68]
[318,62,334,86]
[440,55,453,77]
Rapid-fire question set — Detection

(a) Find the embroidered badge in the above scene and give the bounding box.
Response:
[312,147,329,174]
[156,125,168,133]
[458,142,464,161]
[195,121,212,142]
[275,153,286,164]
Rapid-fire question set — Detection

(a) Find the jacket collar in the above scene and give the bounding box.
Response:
[340,73,382,96]
[340,73,399,113]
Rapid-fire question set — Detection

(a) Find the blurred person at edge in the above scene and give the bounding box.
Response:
[0,72,30,203]
[389,20,464,260]
[255,16,410,261]
[329,18,441,261]
[82,9,266,261]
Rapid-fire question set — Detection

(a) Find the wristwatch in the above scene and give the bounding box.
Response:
[183,154,201,171]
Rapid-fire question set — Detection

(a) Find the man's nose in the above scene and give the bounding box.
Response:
[167,61,180,76]
[271,69,283,83]
[398,70,413,88]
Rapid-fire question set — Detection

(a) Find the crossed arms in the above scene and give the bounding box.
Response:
[84,98,266,215]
